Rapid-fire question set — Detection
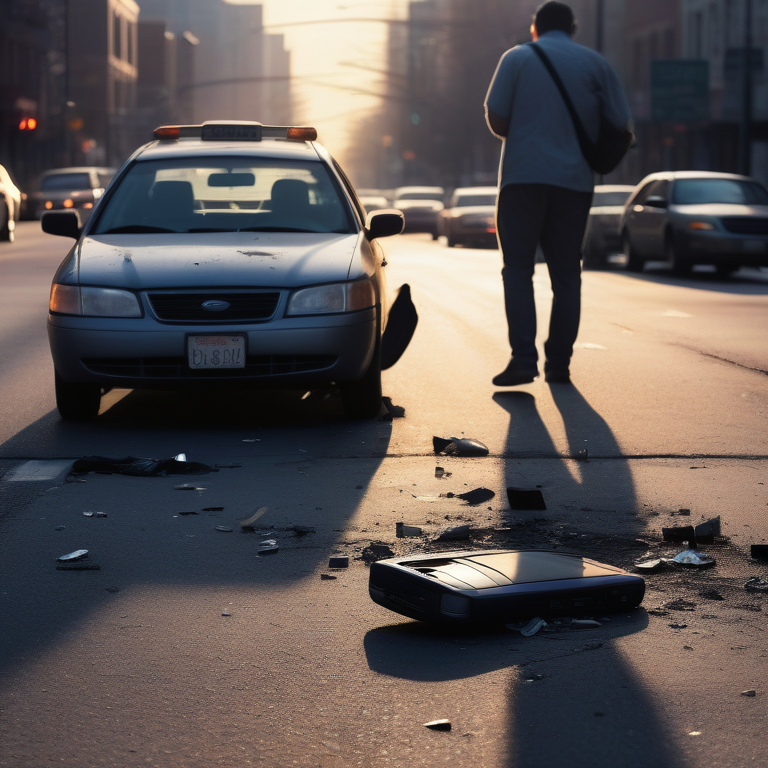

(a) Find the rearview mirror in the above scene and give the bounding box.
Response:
[644,195,668,209]
[41,210,82,239]
[208,172,256,187]
[366,209,404,239]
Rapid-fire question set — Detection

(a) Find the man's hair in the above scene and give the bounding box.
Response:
[533,2,576,36]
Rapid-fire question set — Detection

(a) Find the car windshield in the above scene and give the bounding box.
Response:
[41,173,92,191]
[397,191,442,201]
[672,179,768,206]
[90,157,355,235]
[455,194,496,207]
[592,191,632,207]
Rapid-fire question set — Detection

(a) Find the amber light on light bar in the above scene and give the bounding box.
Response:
[287,127,317,141]
[154,125,181,140]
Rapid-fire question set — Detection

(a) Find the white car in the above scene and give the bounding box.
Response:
[44,121,405,420]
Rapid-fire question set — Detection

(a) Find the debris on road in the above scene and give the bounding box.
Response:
[433,436,489,457]
[239,507,269,528]
[321,574,337,580]
[676,508,692,516]
[506,487,547,510]
[694,516,721,544]
[55,525,65,531]
[751,545,768,560]
[215,526,233,532]
[174,484,207,491]
[506,617,547,636]
[222,610,231,616]
[672,549,715,568]
[361,543,395,563]
[72,455,216,476]
[396,522,423,537]
[456,487,495,506]
[437,524,471,541]
[635,558,667,573]
[662,525,696,544]
[380,396,406,421]
[741,690,757,697]
[423,719,451,731]
[329,556,349,568]
[57,549,88,562]
[435,466,451,479]
[258,539,279,555]
[178,510,199,516]
[577,449,588,461]
[203,506,224,512]
[744,576,768,593]
[291,525,316,535]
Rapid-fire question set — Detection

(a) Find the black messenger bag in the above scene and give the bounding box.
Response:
[531,43,634,175]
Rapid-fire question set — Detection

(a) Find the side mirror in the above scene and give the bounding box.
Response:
[366,209,404,239]
[644,196,668,209]
[42,210,82,239]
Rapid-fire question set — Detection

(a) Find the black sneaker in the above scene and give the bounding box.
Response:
[544,364,571,384]
[492,360,539,387]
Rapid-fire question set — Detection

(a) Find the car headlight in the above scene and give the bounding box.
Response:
[50,284,143,317]
[286,279,375,315]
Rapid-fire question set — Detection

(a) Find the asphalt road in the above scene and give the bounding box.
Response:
[1,222,767,767]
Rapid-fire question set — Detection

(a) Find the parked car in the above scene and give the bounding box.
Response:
[31,166,116,220]
[581,184,635,269]
[438,186,497,248]
[620,171,768,276]
[392,186,444,238]
[0,163,22,242]
[358,195,390,213]
[44,121,405,421]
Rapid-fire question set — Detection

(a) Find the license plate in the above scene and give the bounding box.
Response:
[188,335,246,369]
[744,240,767,253]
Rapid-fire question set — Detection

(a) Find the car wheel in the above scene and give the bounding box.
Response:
[0,201,13,243]
[55,371,102,421]
[340,343,382,420]
[666,235,692,276]
[622,230,644,272]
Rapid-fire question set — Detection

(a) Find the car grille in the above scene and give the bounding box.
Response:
[81,355,337,379]
[147,292,280,322]
[720,217,768,235]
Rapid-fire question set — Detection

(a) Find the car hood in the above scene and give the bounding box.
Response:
[76,232,360,289]
[672,203,768,217]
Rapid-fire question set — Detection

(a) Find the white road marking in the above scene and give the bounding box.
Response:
[5,460,73,482]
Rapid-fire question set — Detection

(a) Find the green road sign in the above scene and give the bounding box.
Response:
[651,59,709,123]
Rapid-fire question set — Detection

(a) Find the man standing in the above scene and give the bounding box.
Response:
[485,1,631,385]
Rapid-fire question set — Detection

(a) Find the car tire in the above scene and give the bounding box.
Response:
[622,230,644,272]
[0,201,13,243]
[340,343,382,420]
[666,235,692,277]
[55,371,102,421]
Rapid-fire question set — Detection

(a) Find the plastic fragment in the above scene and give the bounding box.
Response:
[423,719,451,731]
[438,525,471,541]
[361,543,395,562]
[456,487,495,505]
[662,525,696,544]
[742,690,757,697]
[222,610,231,616]
[83,511,95,517]
[396,522,423,538]
[329,556,349,568]
[174,453,187,462]
[694,516,721,544]
[57,549,88,562]
[215,526,233,532]
[239,506,269,527]
[744,576,768,593]
[506,487,547,510]
[55,525,65,531]
[258,539,278,554]
[432,436,489,457]
[672,549,715,567]
[635,558,667,573]
[434,466,451,478]
[505,617,547,637]
[175,484,206,491]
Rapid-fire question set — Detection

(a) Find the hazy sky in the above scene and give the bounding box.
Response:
[230,0,408,154]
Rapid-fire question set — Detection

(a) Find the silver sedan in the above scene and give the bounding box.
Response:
[44,122,404,420]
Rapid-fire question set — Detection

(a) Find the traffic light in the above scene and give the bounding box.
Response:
[19,117,38,131]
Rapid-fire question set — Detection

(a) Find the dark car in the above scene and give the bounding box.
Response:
[438,186,497,248]
[581,184,634,269]
[392,186,444,238]
[32,166,116,220]
[620,171,768,276]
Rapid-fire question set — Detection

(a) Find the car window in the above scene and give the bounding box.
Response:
[41,173,93,191]
[671,179,768,205]
[455,194,496,207]
[592,191,632,207]
[90,157,356,235]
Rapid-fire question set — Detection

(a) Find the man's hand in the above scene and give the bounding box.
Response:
[486,109,509,138]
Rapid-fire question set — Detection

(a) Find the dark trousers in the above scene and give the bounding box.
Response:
[496,183,593,369]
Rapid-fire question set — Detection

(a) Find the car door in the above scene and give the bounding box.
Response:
[625,180,669,257]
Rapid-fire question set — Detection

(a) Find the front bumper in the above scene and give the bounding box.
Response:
[48,308,378,389]
[684,230,768,266]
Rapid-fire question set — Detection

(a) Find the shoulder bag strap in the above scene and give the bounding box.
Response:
[529,43,594,153]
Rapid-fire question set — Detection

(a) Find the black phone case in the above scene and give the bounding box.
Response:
[369,549,645,624]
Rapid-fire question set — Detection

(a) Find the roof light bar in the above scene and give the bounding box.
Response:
[153,122,318,142]
[153,125,203,140]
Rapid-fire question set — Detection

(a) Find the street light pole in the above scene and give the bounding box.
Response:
[739,0,753,175]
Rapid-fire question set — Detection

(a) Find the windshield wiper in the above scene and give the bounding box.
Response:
[100,225,177,234]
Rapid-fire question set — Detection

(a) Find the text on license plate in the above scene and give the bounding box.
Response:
[188,335,246,369]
